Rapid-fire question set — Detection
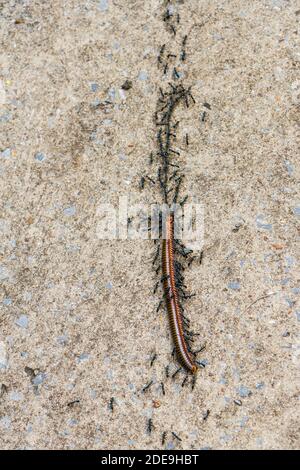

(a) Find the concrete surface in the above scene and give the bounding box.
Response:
[0,0,299,450]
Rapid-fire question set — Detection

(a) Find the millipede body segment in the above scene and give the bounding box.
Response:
[162,213,197,374]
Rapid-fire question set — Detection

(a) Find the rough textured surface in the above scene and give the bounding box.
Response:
[0,0,299,450]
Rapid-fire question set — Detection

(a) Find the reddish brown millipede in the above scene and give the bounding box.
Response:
[162,213,197,374]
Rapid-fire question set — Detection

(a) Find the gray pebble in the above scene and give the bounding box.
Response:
[15,315,28,329]
[9,391,23,401]
[98,0,109,12]
[138,70,148,81]
[77,353,90,363]
[0,416,11,429]
[32,372,46,386]
[1,148,11,159]
[293,207,300,217]
[255,382,265,390]
[90,83,99,92]
[35,152,45,162]
[237,385,252,398]
[63,206,76,217]
[256,215,272,231]
[228,281,241,290]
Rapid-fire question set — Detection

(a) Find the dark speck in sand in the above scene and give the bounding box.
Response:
[121,80,133,91]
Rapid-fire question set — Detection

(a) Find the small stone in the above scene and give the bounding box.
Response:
[0,416,11,429]
[15,315,28,329]
[212,32,223,41]
[228,281,241,291]
[118,152,126,161]
[121,80,132,90]
[138,70,148,81]
[232,223,242,233]
[0,112,11,123]
[255,382,265,390]
[9,390,23,401]
[0,342,8,369]
[234,399,242,406]
[240,416,249,428]
[293,207,300,217]
[77,353,90,363]
[113,41,120,51]
[237,385,252,398]
[63,206,76,217]
[35,152,45,162]
[1,148,11,159]
[32,373,46,386]
[118,89,126,101]
[92,98,101,107]
[284,160,294,176]
[0,265,11,281]
[167,4,175,15]
[285,298,295,308]
[107,88,116,101]
[98,0,109,12]
[57,335,68,346]
[90,83,98,92]
[67,418,78,427]
[166,441,175,450]
[256,215,272,231]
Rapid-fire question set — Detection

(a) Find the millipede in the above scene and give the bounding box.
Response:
[162,213,197,374]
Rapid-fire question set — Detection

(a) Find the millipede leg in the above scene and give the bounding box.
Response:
[153,281,160,294]
[181,375,188,387]
[172,367,182,379]
[150,353,157,367]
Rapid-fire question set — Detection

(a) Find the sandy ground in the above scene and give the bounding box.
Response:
[0,0,299,450]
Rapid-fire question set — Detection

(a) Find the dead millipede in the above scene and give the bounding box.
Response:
[162,213,197,374]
